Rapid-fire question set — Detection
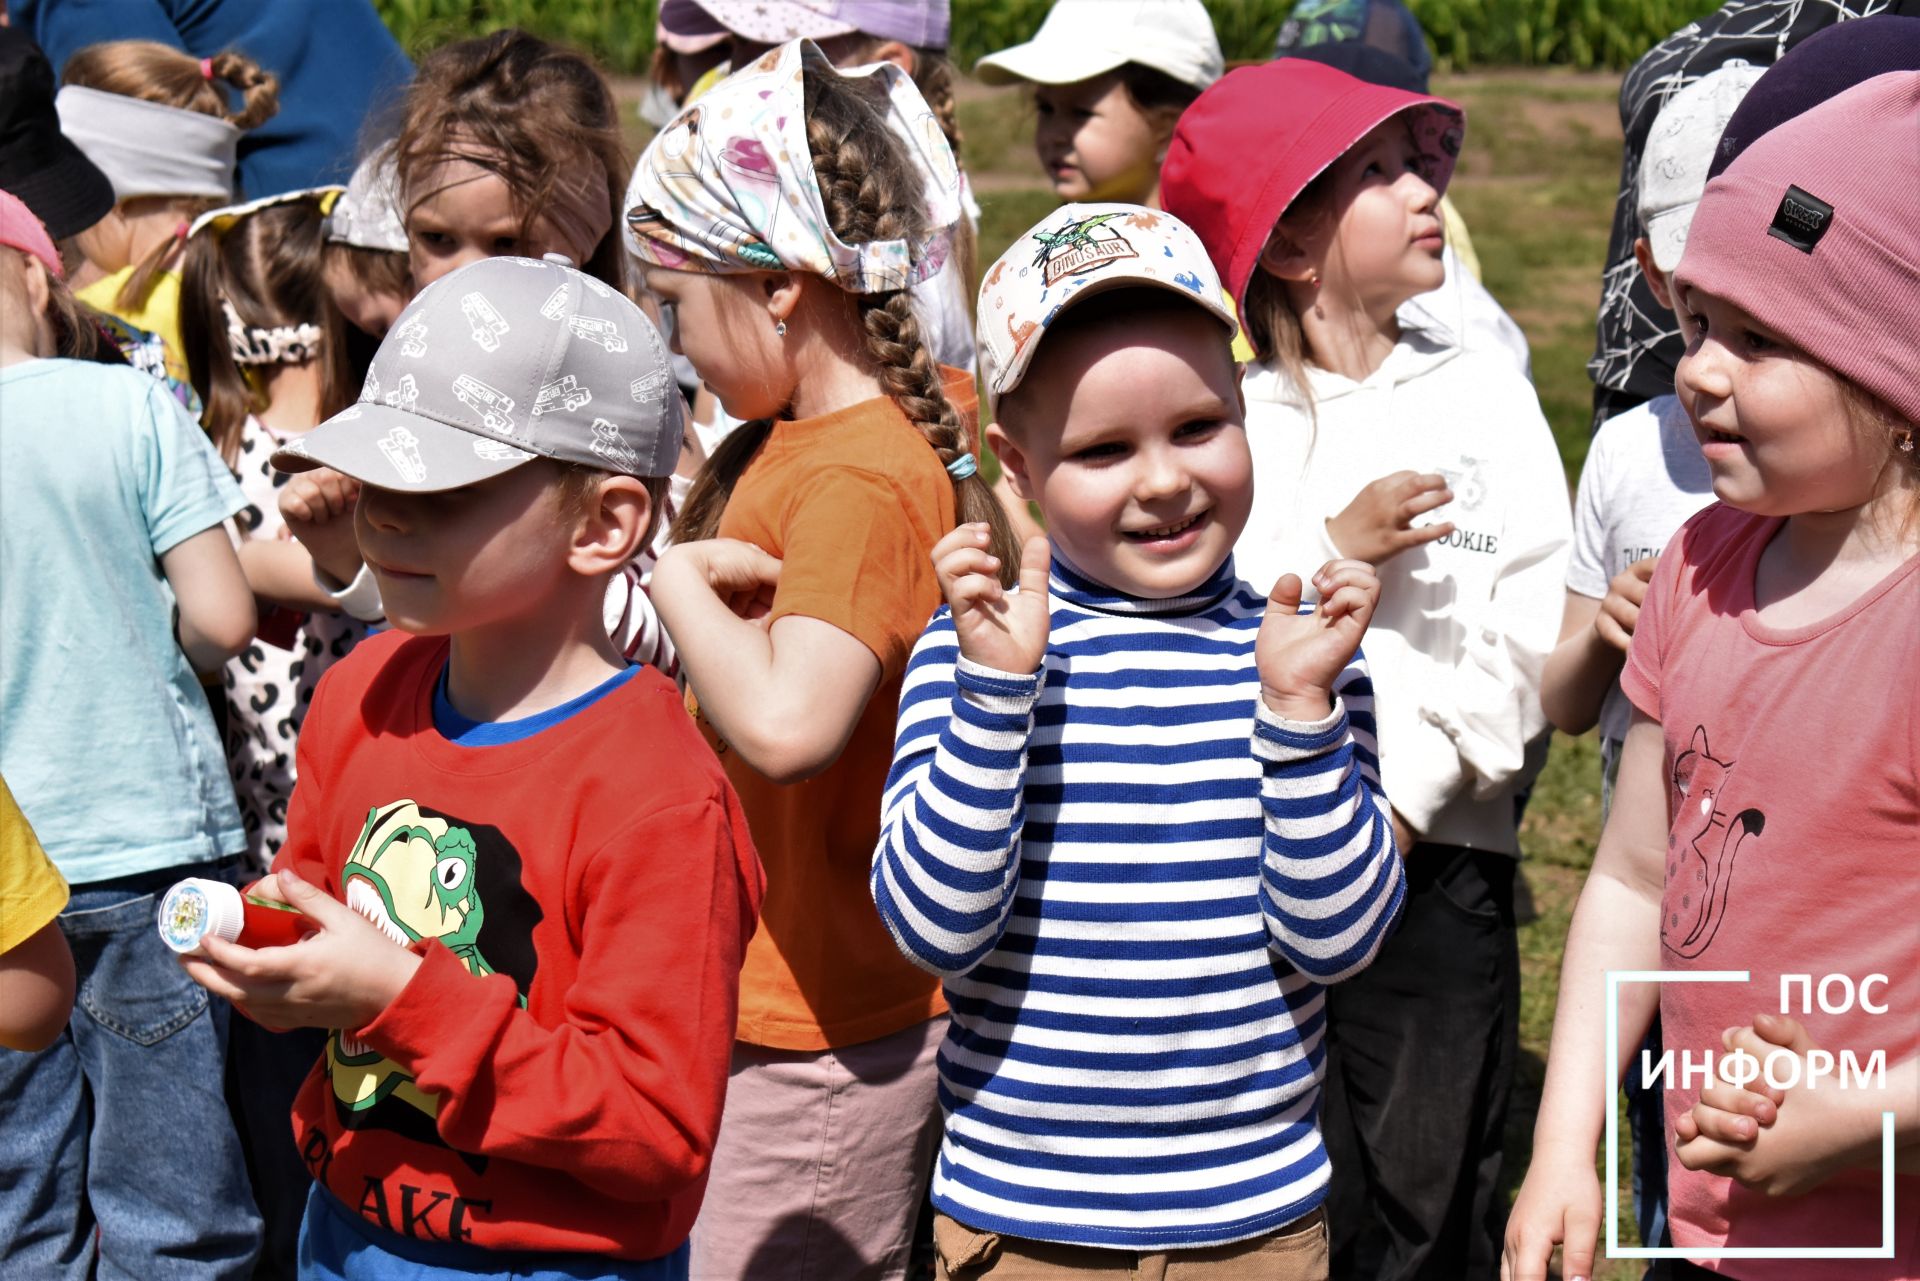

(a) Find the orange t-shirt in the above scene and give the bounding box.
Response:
[702,372,971,1050]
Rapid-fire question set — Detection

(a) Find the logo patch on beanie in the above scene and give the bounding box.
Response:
[1767,185,1833,254]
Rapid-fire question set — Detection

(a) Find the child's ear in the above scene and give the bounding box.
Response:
[569,474,651,576]
[1633,237,1675,312]
[868,40,917,75]
[1257,226,1315,285]
[761,271,802,326]
[985,422,1034,502]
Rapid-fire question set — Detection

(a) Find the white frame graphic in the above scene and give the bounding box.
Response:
[1604,969,1897,1261]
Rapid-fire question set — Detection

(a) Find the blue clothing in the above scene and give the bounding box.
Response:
[0,359,248,883]
[872,555,1406,1250]
[299,1184,690,1281]
[0,857,262,1281]
[16,0,411,194]
[431,662,641,746]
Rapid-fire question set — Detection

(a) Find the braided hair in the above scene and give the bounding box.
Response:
[676,61,1020,585]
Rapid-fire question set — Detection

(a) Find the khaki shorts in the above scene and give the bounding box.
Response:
[932,1208,1329,1281]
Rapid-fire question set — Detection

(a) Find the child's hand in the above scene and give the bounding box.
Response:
[932,525,1051,675]
[662,539,782,623]
[177,870,420,1033]
[279,467,364,586]
[1326,471,1455,565]
[1501,1142,1603,1281]
[1674,1013,1879,1197]
[1592,556,1656,654]
[1257,559,1379,721]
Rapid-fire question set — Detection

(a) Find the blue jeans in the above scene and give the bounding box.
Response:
[0,858,262,1280]
[299,1185,691,1280]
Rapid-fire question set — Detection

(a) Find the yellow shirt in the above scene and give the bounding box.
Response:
[76,267,188,387]
[1,776,68,954]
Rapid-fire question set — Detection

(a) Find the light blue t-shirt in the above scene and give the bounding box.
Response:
[1,359,248,883]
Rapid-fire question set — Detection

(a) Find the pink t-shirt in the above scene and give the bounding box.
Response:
[1622,504,1919,1278]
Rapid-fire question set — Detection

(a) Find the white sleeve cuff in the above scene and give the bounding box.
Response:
[315,562,385,622]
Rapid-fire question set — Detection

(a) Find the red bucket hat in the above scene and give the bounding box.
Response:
[1162,58,1463,316]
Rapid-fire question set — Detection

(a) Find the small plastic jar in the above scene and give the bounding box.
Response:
[158,877,309,953]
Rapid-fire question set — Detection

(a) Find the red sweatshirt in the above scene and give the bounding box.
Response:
[273,631,763,1260]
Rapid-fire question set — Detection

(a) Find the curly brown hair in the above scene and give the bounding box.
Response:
[392,29,627,292]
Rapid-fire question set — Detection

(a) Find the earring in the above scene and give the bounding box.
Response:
[774,320,788,338]
[1901,432,1915,454]
[1309,271,1325,321]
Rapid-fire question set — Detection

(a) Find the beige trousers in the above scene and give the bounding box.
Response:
[932,1208,1329,1281]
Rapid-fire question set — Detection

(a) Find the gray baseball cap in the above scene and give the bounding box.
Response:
[274,255,683,491]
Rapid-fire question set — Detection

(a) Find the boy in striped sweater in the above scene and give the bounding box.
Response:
[872,204,1407,1278]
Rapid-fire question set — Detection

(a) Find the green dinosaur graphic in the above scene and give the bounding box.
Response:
[330,800,506,1120]
[1030,211,1126,269]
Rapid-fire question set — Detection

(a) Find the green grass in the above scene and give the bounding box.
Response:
[376,0,1720,75]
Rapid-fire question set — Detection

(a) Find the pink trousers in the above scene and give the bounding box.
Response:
[690,1015,946,1281]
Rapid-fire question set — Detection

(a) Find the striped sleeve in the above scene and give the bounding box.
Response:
[873,617,1042,979]
[1251,653,1405,983]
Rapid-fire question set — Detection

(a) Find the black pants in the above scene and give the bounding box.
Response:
[1321,845,1520,1281]
[226,1019,327,1280]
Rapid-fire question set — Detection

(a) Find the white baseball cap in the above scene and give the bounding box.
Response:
[1637,62,1764,272]
[976,202,1237,409]
[974,0,1224,92]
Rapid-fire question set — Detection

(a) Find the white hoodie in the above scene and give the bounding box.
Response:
[1236,331,1572,854]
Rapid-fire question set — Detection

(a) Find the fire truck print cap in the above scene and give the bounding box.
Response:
[273,256,684,491]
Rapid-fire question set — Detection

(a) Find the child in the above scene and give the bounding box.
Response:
[0,774,74,1054]
[688,0,980,371]
[1543,65,1756,794]
[631,39,1017,1280]
[180,187,372,867]
[1163,58,1572,1278]
[1506,72,1920,1281]
[391,29,627,294]
[0,187,261,1278]
[322,143,413,339]
[875,202,1405,1276]
[55,40,278,389]
[1540,65,1754,1262]
[179,254,764,1279]
[974,0,1223,208]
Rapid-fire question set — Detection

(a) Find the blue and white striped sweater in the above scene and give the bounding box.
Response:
[872,556,1406,1250]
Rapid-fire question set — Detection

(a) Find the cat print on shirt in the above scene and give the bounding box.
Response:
[1663,725,1766,959]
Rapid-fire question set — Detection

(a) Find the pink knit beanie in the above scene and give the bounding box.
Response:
[1675,70,1920,427]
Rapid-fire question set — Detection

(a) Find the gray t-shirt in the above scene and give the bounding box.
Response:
[1569,394,1715,749]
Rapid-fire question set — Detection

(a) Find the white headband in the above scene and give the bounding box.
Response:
[224,299,322,366]
[55,85,239,202]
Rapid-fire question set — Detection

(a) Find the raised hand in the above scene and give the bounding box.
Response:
[1326,471,1455,565]
[1256,559,1380,721]
[932,524,1052,676]
[1593,555,1656,654]
[279,466,364,585]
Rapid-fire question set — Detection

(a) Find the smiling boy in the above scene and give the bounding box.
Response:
[178,256,762,1280]
[871,205,1407,1278]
